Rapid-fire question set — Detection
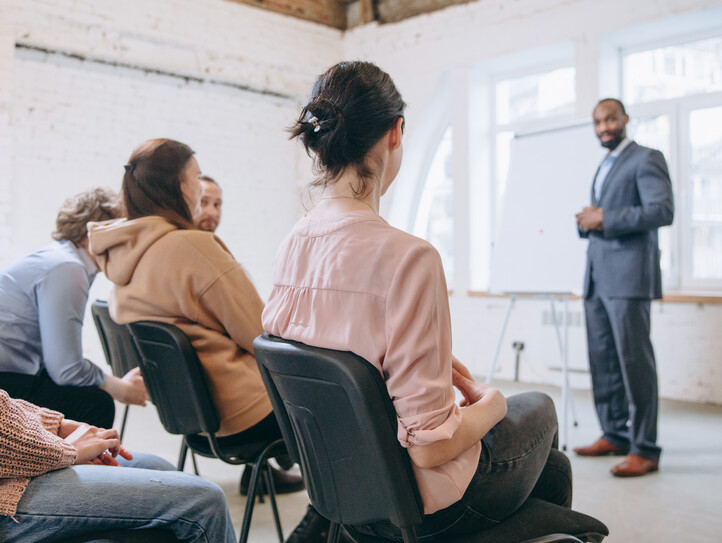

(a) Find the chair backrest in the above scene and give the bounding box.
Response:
[127,321,220,437]
[91,300,140,378]
[253,333,424,531]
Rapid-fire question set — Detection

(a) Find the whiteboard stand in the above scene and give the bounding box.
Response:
[485,294,518,385]
[485,293,578,451]
[549,294,579,453]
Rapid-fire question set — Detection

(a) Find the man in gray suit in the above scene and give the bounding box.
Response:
[574,98,674,477]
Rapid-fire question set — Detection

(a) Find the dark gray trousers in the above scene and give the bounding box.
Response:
[584,292,661,461]
[361,392,571,540]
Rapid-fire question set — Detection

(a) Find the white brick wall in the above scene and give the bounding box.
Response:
[1,0,340,365]
[8,47,302,291]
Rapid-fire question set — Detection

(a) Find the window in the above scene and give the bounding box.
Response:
[495,67,576,125]
[622,33,722,291]
[464,46,577,291]
[413,127,454,280]
[623,36,722,104]
[689,106,722,281]
[492,66,576,224]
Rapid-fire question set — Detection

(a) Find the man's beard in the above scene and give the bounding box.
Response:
[600,130,625,150]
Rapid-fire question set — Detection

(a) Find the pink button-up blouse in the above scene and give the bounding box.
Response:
[262,209,480,514]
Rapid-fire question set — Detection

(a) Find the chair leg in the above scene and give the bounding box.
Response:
[119,405,130,441]
[239,461,261,543]
[263,463,284,543]
[257,464,266,504]
[177,438,189,471]
[239,440,285,543]
[328,522,340,543]
[190,451,200,475]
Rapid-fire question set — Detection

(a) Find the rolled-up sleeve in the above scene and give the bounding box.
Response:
[384,243,460,448]
[35,264,105,386]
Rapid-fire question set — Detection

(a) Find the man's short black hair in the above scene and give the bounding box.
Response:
[597,98,627,116]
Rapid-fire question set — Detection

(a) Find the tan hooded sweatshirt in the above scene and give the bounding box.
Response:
[88,216,273,436]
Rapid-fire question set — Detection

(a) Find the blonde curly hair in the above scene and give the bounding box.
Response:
[52,187,123,245]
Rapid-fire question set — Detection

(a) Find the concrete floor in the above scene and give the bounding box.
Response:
[118,380,722,542]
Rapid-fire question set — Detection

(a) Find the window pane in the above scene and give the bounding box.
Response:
[689,106,722,280]
[624,36,722,104]
[414,127,454,281]
[627,115,670,160]
[691,226,722,279]
[496,67,576,125]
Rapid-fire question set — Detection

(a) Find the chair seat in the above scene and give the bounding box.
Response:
[344,498,607,543]
[184,433,272,462]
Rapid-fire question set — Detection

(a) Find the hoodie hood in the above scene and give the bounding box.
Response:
[88,217,176,286]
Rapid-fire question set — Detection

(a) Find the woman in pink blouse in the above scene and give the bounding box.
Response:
[263,61,572,540]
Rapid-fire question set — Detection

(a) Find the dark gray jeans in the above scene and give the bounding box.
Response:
[362,392,571,541]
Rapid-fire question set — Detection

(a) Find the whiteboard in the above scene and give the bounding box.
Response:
[489,123,606,295]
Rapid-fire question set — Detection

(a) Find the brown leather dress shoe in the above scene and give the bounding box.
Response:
[573,437,629,456]
[240,465,304,496]
[611,454,659,477]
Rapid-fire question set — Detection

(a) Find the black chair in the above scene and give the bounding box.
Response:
[90,300,138,440]
[127,321,287,543]
[254,334,609,543]
[90,299,201,475]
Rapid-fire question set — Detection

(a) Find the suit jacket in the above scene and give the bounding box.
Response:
[580,141,674,299]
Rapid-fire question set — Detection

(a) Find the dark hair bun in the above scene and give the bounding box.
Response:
[290,61,406,193]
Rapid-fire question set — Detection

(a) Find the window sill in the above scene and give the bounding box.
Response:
[463,291,722,304]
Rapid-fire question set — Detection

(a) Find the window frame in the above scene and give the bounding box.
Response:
[621,32,722,292]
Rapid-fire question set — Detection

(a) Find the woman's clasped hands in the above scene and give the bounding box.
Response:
[58,418,133,466]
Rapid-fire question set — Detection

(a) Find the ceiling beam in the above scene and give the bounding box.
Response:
[226,0,348,30]
[224,0,479,29]
[376,0,475,23]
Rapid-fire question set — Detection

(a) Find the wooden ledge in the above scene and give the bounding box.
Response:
[462,291,722,304]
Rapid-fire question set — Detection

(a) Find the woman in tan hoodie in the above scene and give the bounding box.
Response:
[87,139,303,496]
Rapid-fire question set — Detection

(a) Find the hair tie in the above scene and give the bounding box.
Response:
[308,116,321,133]
[124,163,135,173]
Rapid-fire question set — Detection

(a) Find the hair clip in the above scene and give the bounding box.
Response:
[308,116,321,133]
[124,163,135,173]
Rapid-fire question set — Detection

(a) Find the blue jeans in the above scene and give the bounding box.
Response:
[362,392,571,541]
[0,453,236,543]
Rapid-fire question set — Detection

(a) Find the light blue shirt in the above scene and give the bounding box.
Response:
[594,137,632,202]
[0,240,105,386]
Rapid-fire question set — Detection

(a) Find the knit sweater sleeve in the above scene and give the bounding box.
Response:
[9,398,67,436]
[0,390,77,516]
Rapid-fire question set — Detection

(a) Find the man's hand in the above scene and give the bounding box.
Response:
[576,206,603,231]
[120,368,148,405]
[100,368,148,406]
